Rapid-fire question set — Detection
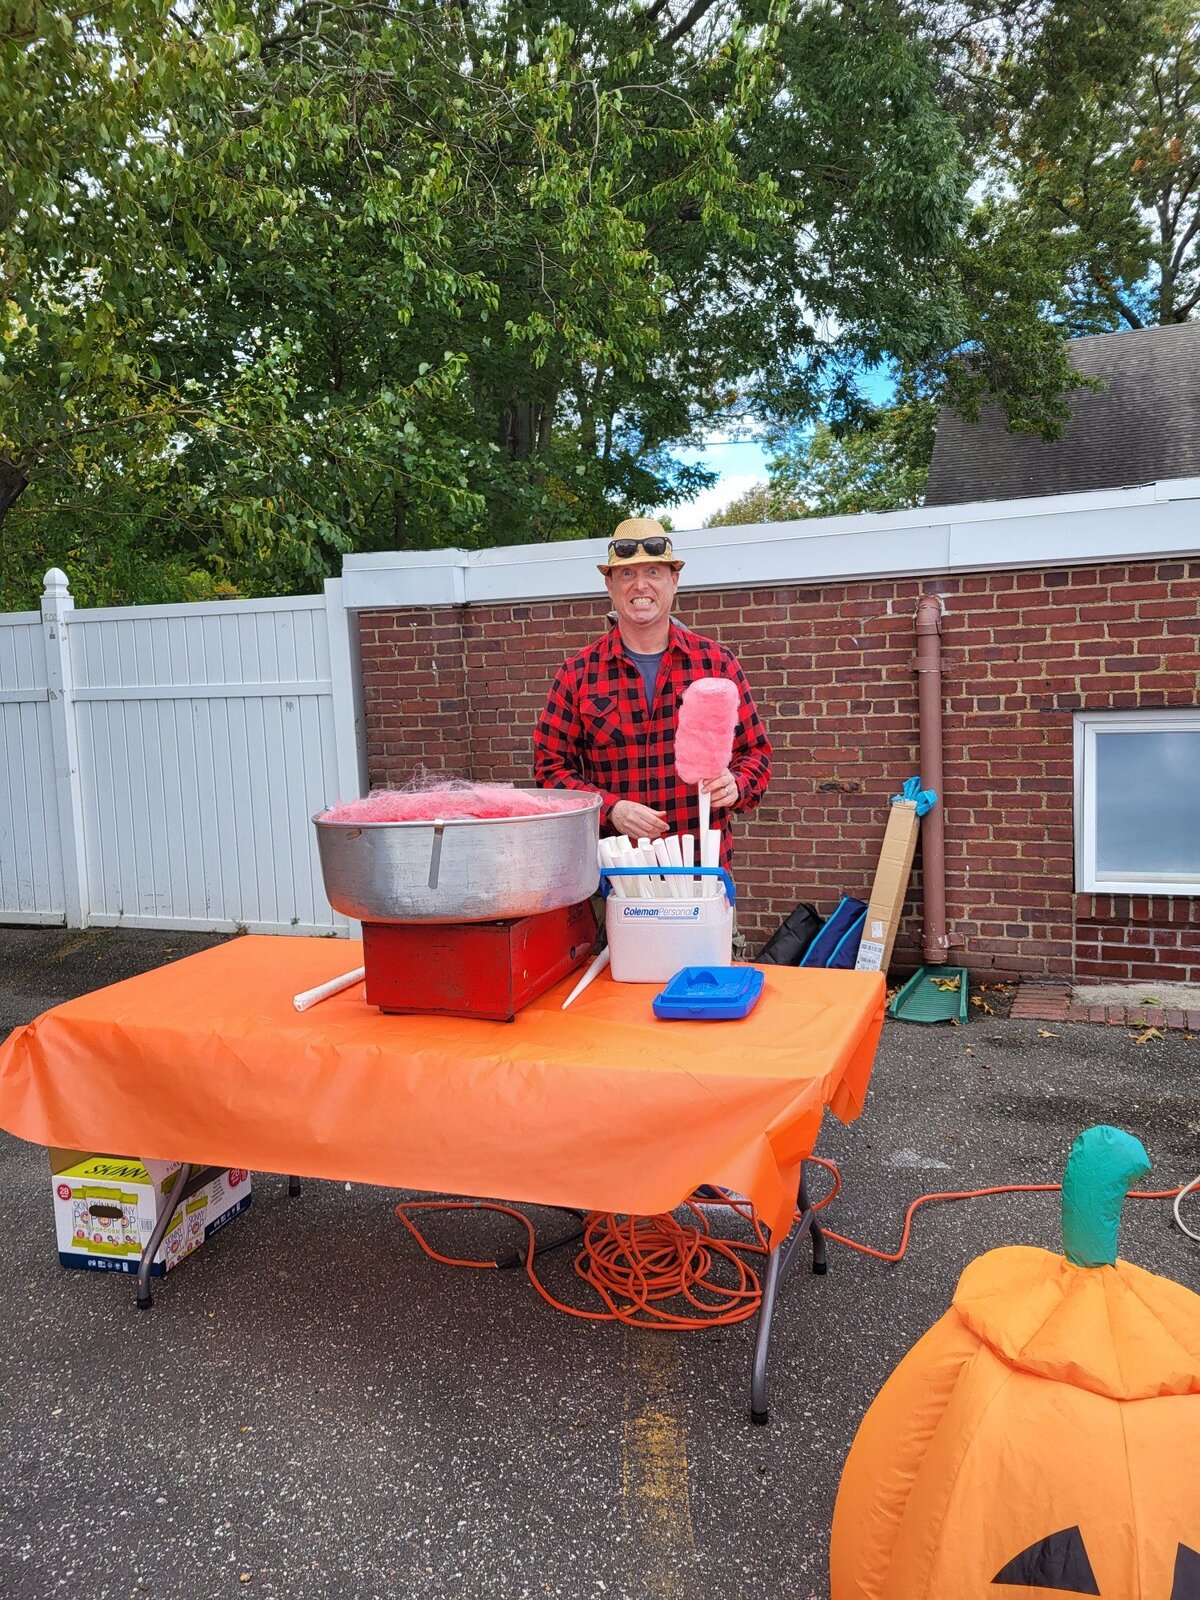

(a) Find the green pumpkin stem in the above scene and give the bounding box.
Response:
[1061,1125,1151,1267]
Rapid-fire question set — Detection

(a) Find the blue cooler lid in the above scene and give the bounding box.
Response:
[652,966,765,1021]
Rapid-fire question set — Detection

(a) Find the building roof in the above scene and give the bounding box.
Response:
[341,478,1200,609]
[925,323,1200,506]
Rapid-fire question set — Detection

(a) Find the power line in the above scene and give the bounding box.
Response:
[680,439,770,449]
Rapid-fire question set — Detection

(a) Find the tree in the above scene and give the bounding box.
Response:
[707,481,801,525]
[905,0,1200,333]
[988,0,1200,330]
[706,392,935,523]
[3,0,1086,606]
[0,2,238,601]
[771,396,937,515]
[186,0,980,559]
[726,0,1200,510]
[2,2,794,600]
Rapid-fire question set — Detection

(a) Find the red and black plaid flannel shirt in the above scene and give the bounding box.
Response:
[533,621,771,869]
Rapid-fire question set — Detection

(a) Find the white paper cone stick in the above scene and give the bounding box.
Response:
[616,840,644,897]
[681,833,696,899]
[704,829,722,893]
[613,848,631,897]
[561,947,611,1010]
[664,835,685,898]
[601,838,620,902]
[650,837,680,897]
[638,838,663,890]
[598,837,627,896]
[644,846,663,892]
[697,785,711,875]
[631,845,655,892]
[293,967,366,1012]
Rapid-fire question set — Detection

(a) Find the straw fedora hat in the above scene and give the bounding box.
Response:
[597,518,685,575]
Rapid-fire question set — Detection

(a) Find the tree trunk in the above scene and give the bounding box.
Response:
[499,398,535,459]
[0,459,29,528]
[498,393,558,461]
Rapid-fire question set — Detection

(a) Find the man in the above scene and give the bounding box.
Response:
[534,518,771,869]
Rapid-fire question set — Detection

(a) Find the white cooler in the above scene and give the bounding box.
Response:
[603,867,734,983]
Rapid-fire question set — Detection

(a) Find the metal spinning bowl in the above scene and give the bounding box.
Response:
[313,794,602,924]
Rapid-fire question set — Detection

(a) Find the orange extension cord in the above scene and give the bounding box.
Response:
[394,1159,1187,1331]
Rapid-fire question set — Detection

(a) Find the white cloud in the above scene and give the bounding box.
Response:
[659,473,766,531]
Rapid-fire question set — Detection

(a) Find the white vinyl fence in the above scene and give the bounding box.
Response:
[0,570,365,935]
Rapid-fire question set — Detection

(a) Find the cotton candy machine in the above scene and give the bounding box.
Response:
[313,792,601,1020]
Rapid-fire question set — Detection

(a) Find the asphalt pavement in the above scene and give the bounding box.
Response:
[0,926,1196,1600]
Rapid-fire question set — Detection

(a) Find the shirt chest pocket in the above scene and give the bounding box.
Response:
[580,695,625,748]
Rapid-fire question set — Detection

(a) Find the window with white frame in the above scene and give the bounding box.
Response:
[1074,711,1200,895]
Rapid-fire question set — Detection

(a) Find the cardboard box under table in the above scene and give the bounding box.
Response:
[50,1150,251,1276]
[0,938,885,1422]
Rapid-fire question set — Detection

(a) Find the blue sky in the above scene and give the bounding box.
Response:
[661,364,899,530]
[664,438,773,530]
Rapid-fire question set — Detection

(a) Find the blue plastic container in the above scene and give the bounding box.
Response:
[652,965,765,1021]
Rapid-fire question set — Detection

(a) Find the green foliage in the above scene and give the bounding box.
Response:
[772,398,937,515]
[0,1,786,601]
[911,0,1200,343]
[9,0,1175,607]
[660,0,973,428]
[987,0,1200,330]
[935,198,1084,438]
[706,394,936,524]
[706,481,801,526]
[771,0,1200,472]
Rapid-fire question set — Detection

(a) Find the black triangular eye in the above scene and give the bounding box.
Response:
[1172,1543,1200,1600]
[992,1525,1100,1593]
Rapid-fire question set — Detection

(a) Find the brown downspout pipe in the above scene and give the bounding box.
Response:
[915,594,949,966]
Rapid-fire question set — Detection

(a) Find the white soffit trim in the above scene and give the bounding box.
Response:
[341,477,1200,611]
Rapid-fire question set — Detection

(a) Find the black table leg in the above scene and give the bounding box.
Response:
[750,1163,825,1424]
[136,1163,193,1310]
[134,1164,233,1309]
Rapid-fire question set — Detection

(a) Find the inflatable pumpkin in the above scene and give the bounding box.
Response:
[831,1127,1200,1599]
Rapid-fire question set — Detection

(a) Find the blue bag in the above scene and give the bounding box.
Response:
[798,895,868,970]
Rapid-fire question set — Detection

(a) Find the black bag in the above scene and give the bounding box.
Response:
[757,902,823,966]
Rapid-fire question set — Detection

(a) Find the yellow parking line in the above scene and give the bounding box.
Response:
[620,1332,699,1598]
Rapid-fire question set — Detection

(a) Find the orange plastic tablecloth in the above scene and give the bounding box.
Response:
[0,937,885,1245]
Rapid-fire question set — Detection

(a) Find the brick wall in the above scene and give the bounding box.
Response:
[358,557,1200,981]
[1075,896,1200,983]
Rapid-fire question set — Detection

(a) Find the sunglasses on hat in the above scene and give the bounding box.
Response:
[610,535,670,559]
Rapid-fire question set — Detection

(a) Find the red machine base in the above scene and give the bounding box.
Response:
[362,901,597,1021]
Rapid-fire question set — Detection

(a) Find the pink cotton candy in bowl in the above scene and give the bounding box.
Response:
[313,783,601,921]
[321,784,597,824]
[675,677,739,783]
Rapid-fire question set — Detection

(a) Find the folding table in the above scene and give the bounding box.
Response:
[0,937,885,1421]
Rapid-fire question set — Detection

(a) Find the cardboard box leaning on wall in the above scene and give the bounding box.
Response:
[50,1151,252,1276]
[854,799,921,974]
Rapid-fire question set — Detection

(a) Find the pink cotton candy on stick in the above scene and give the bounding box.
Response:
[675,677,739,885]
[675,678,739,783]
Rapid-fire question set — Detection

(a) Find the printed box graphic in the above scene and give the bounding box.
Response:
[50,1151,252,1277]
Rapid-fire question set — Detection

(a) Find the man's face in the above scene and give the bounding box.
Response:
[604,563,680,632]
